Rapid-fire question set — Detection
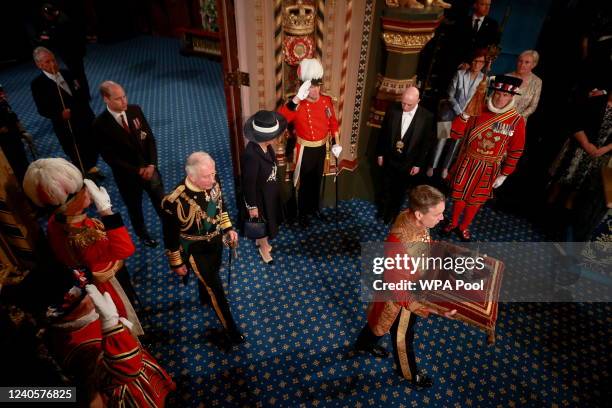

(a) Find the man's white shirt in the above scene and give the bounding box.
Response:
[107,106,128,129]
[43,70,72,96]
[401,106,417,138]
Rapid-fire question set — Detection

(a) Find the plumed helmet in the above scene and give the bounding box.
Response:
[298,58,324,85]
[22,158,83,207]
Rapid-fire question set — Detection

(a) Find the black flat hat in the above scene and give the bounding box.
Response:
[244,110,287,143]
[489,74,522,95]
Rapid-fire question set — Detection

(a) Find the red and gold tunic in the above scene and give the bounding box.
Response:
[47,212,143,335]
[367,210,431,336]
[50,320,175,407]
[449,105,525,205]
[278,95,339,185]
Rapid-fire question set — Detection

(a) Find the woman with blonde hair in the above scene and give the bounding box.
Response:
[507,49,542,120]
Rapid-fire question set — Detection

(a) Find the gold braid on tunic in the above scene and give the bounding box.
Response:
[369,210,431,337]
[172,184,224,233]
[390,210,431,253]
[67,218,107,251]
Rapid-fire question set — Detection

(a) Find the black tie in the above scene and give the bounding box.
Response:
[473,18,480,32]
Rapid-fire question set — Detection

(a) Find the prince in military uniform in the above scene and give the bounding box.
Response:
[161,151,244,347]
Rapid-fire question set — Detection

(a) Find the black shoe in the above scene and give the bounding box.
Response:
[85,172,103,184]
[227,331,246,345]
[86,168,106,182]
[298,216,310,228]
[410,372,433,388]
[205,328,234,352]
[456,228,472,242]
[440,221,456,236]
[354,344,389,358]
[142,238,159,248]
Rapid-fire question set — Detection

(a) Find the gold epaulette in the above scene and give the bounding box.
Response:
[162,184,186,205]
[321,93,337,103]
[390,210,430,244]
[68,224,107,251]
[219,212,232,230]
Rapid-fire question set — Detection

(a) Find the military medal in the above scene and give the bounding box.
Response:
[396,140,404,153]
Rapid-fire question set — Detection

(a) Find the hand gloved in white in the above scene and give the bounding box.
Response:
[83,179,112,213]
[86,284,133,331]
[296,80,312,101]
[331,144,342,158]
[492,175,507,189]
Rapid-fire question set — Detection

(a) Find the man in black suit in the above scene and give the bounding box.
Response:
[434,0,500,94]
[376,87,435,224]
[30,47,100,179]
[454,0,500,65]
[93,81,164,248]
[37,3,90,99]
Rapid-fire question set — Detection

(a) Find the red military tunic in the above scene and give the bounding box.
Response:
[47,212,143,335]
[449,105,525,205]
[278,95,339,185]
[50,320,175,407]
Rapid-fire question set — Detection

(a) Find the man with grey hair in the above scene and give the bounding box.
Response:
[30,46,101,180]
[161,151,244,351]
[93,80,164,248]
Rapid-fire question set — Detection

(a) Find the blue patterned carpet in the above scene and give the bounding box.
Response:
[1,36,609,407]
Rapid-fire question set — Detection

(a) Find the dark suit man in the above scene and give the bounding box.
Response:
[454,0,500,64]
[93,81,164,248]
[376,87,435,224]
[434,0,500,95]
[30,47,100,178]
[37,3,90,99]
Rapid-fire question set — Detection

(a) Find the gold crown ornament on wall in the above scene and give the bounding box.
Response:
[283,0,316,36]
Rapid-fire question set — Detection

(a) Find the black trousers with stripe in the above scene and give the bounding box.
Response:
[297,145,326,217]
[187,237,240,336]
[356,307,419,381]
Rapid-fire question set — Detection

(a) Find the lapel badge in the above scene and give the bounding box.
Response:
[396,140,404,153]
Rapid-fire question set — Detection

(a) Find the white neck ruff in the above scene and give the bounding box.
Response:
[487,96,515,114]
[52,309,100,331]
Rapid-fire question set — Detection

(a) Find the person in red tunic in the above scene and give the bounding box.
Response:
[45,267,175,407]
[440,74,526,241]
[278,58,340,227]
[23,158,143,336]
[354,185,456,388]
